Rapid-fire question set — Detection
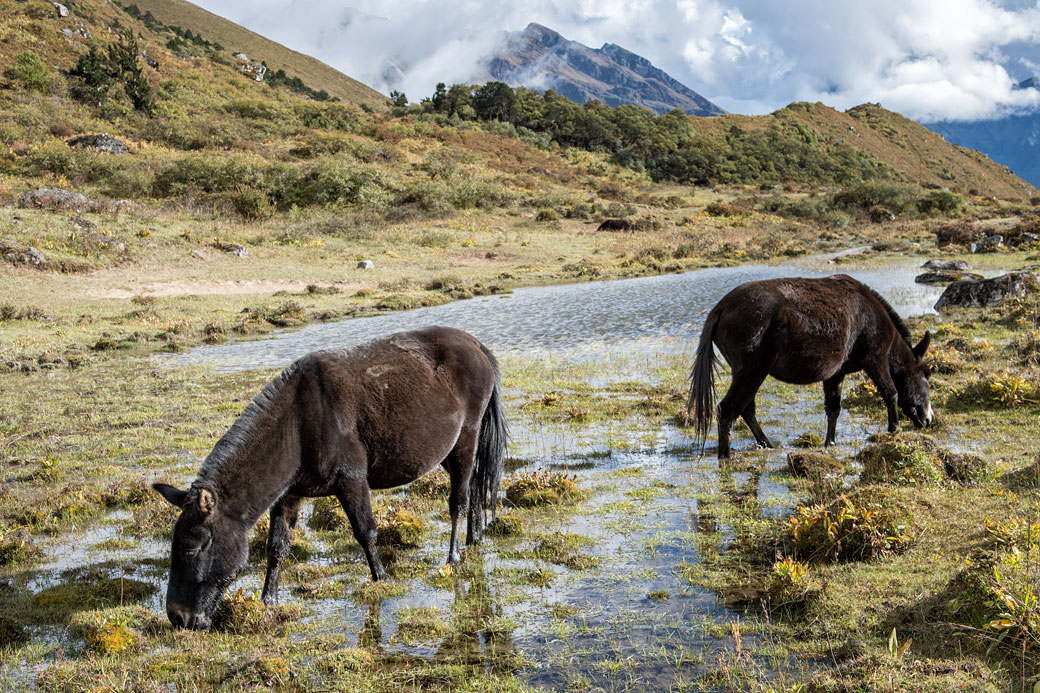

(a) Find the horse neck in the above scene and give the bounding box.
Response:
[887,333,916,375]
[201,395,301,529]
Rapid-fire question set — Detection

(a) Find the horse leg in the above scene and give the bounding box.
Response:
[335,478,387,581]
[444,428,479,566]
[261,494,302,605]
[717,368,769,459]
[865,365,900,433]
[740,400,774,449]
[823,375,844,446]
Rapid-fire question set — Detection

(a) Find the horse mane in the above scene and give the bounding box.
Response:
[194,361,299,488]
[867,287,912,346]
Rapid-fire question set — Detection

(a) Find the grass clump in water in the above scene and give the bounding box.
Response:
[212,590,306,634]
[791,431,824,448]
[787,487,912,562]
[83,617,142,655]
[505,469,582,508]
[377,508,425,548]
[486,514,523,537]
[308,496,347,531]
[786,451,844,478]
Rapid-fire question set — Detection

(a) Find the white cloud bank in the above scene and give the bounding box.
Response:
[190,0,1040,121]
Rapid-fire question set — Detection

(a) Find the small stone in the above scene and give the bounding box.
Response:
[53,3,68,18]
[212,241,249,258]
[191,250,211,261]
[357,260,374,269]
[972,235,1004,253]
[66,134,130,155]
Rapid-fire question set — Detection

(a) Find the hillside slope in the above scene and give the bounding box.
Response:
[120,0,387,109]
[481,23,725,117]
[685,101,1034,198]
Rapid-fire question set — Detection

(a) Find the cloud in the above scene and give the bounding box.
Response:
[190,0,1040,121]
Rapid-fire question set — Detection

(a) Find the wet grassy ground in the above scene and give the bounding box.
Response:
[3,232,1040,689]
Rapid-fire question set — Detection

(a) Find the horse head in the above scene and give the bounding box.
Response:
[894,331,933,429]
[153,483,248,630]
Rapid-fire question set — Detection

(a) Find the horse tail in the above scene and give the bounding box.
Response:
[687,306,721,445]
[470,343,508,540]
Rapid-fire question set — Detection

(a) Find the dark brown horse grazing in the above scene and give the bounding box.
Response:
[687,275,932,458]
[153,326,507,630]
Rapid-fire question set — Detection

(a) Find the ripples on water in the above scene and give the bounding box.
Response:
[164,255,945,372]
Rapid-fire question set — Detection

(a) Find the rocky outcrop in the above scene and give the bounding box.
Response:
[18,189,87,210]
[934,271,1039,309]
[66,134,130,155]
[914,270,983,284]
[482,23,725,116]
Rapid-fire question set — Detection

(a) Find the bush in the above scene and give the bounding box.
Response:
[16,50,51,93]
[535,208,558,222]
[231,188,273,220]
[831,182,919,214]
[787,488,912,562]
[705,201,745,217]
[917,190,965,216]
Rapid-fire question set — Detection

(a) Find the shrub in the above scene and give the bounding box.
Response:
[934,221,978,246]
[831,182,919,213]
[16,50,51,93]
[953,371,1039,408]
[231,188,273,220]
[787,488,912,562]
[535,208,558,222]
[705,201,745,217]
[917,190,965,216]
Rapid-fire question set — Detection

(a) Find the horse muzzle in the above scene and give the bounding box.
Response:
[167,606,212,630]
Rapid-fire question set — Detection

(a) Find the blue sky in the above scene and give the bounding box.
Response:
[191,0,1040,121]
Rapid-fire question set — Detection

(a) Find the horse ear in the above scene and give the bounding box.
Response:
[197,487,217,517]
[153,483,188,508]
[913,331,932,359]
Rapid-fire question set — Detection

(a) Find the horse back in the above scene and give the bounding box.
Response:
[294,327,496,490]
[711,275,898,383]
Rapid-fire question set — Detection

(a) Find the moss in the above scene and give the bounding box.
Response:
[83,618,142,655]
[31,578,156,623]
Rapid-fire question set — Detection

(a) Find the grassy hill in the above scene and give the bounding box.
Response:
[118,0,387,108]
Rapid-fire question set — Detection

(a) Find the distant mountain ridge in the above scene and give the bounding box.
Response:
[922,76,1040,188]
[481,23,725,116]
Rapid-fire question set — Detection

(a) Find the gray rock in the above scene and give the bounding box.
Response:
[357,260,375,269]
[27,247,46,265]
[971,234,1004,253]
[935,271,1039,309]
[61,29,73,38]
[66,134,130,155]
[18,189,87,210]
[83,234,125,252]
[1018,232,1040,245]
[190,250,211,262]
[922,259,970,271]
[915,270,984,285]
[53,3,68,18]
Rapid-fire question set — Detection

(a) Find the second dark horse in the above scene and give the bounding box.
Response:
[688,275,932,458]
[152,326,507,629]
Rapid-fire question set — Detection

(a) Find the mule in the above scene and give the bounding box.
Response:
[687,275,932,458]
[153,326,507,630]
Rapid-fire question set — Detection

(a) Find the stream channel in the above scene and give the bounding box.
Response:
[26,251,954,689]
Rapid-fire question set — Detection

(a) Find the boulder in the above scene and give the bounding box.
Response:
[970,235,1004,253]
[53,3,68,18]
[914,270,984,285]
[66,134,130,155]
[868,206,896,223]
[18,189,87,210]
[922,259,970,271]
[934,271,1039,309]
[356,260,374,269]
